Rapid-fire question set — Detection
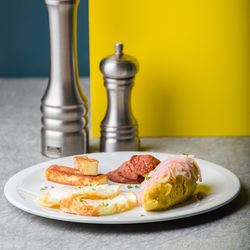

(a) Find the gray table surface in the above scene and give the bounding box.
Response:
[0,78,249,250]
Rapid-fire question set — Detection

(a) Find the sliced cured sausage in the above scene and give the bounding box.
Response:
[107,155,160,184]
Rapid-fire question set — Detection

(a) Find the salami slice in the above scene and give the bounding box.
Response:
[107,155,160,184]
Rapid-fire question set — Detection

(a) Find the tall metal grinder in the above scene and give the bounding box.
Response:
[41,0,89,158]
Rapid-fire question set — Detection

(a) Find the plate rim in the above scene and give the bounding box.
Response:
[4,151,241,224]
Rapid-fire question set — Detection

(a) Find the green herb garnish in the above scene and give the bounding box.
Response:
[102,202,109,207]
[135,185,139,189]
[79,199,87,203]
[182,153,189,156]
[144,173,151,180]
[127,185,133,189]
[140,214,145,217]
[92,188,96,191]
[40,186,48,191]
[194,192,206,200]
[51,186,55,189]
[89,184,93,187]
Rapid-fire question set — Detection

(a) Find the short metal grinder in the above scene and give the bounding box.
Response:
[100,43,140,152]
[41,0,89,158]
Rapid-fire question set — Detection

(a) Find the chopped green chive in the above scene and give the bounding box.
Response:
[127,185,133,189]
[140,214,145,217]
[51,186,55,189]
[194,192,206,200]
[89,184,93,187]
[182,153,189,156]
[135,185,139,189]
[92,188,96,191]
[144,173,151,180]
[79,199,87,203]
[40,186,48,191]
[101,202,109,207]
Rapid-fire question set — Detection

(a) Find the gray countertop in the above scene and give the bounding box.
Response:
[0,78,249,250]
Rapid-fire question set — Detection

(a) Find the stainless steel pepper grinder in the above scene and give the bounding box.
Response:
[100,43,140,152]
[41,0,89,158]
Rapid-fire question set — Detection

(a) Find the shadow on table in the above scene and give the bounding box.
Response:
[36,182,248,233]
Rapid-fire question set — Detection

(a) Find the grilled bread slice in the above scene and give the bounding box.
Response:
[74,156,98,175]
[60,191,137,216]
[46,165,108,186]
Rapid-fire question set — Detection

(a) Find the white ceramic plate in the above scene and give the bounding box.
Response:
[4,152,240,224]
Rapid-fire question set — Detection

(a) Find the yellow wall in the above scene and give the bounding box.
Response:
[89,0,249,137]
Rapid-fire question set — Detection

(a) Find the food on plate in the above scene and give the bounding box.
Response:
[60,191,137,216]
[37,184,121,208]
[74,156,99,175]
[37,183,137,216]
[107,155,160,184]
[38,154,202,216]
[139,154,202,211]
[46,165,108,186]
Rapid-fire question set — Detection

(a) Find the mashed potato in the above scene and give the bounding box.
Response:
[139,155,201,211]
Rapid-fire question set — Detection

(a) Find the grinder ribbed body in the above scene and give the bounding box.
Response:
[41,0,88,158]
[100,43,140,152]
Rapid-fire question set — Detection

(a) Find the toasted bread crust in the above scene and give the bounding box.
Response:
[46,165,108,186]
[74,156,98,162]
[74,156,99,175]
